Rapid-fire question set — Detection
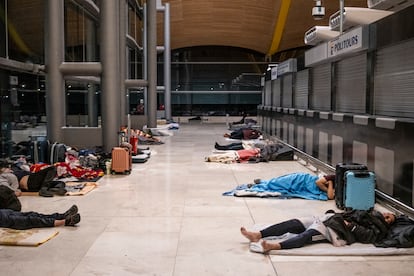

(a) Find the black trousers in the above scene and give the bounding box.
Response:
[260,219,324,249]
[0,209,64,230]
[27,166,57,191]
[215,142,244,150]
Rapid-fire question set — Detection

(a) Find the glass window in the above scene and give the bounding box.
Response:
[65,81,101,127]
[65,1,99,62]
[5,0,45,63]
[157,46,265,117]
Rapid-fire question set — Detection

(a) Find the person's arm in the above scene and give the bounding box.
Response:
[315,176,335,199]
[344,220,376,243]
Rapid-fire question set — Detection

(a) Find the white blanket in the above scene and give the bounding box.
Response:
[249,232,414,255]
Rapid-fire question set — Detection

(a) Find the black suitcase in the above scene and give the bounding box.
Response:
[49,142,67,164]
[335,163,368,209]
[30,140,50,164]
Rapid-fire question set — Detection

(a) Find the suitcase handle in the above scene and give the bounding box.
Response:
[352,171,370,178]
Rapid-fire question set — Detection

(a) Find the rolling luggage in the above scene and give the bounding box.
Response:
[49,142,67,164]
[335,163,367,209]
[344,170,376,210]
[30,140,50,164]
[111,147,131,174]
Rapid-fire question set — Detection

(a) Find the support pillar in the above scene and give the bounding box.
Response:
[119,0,127,127]
[45,0,65,142]
[147,0,157,128]
[164,3,171,121]
[100,0,121,152]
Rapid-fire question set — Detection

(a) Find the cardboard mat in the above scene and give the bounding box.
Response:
[65,182,97,196]
[0,228,59,246]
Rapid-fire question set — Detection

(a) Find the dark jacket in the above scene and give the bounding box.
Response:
[0,186,22,211]
[375,215,414,248]
[323,210,389,245]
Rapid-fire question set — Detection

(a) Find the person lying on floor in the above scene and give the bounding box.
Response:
[231,112,247,125]
[241,209,396,254]
[223,127,262,140]
[214,140,266,151]
[0,159,65,197]
[214,141,289,162]
[235,173,335,200]
[205,148,262,163]
[0,204,80,230]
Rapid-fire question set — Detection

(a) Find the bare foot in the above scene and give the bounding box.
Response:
[240,227,261,242]
[261,240,281,253]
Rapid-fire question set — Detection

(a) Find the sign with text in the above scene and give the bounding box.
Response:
[277,58,297,76]
[271,66,278,80]
[328,26,366,58]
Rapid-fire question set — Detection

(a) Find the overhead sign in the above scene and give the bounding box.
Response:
[327,26,367,58]
[271,65,278,80]
[277,58,297,76]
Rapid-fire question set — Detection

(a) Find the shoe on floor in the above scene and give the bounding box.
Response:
[65,213,81,226]
[49,187,67,196]
[63,204,78,218]
[39,187,54,197]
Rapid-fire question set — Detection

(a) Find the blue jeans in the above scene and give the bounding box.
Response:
[0,209,64,230]
[260,219,325,249]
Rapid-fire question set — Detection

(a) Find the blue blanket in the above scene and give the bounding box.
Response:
[224,173,328,200]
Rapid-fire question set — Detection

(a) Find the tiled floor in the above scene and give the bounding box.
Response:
[2,123,414,276]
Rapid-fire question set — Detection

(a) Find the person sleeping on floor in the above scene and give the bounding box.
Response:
[240,208,399,253]
[223,127,262,140]
[205,148,262,164]
[224,173,335,200]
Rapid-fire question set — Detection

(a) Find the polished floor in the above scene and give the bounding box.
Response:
[2,123,414,276]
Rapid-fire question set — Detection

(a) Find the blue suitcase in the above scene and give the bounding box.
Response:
[344,170,375,210]
[335,163,368,209]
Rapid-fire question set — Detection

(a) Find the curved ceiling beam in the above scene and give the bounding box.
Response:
[267,0,292,56]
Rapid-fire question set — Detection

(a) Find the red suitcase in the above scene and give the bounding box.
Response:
[111,147,131,174]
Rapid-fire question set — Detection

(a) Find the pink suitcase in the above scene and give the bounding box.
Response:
[111,147,131,174]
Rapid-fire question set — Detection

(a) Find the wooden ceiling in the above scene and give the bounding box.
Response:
[5,0,368,60]
[157,0,368,56]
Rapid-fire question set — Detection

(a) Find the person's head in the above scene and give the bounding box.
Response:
[0,159,11,172]
[382,212,396,225]
[324,174,336,188]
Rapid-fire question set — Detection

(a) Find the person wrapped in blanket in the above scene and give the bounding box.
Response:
[231,173,335,200]
[241,209,397,253]
[205,148,262,164]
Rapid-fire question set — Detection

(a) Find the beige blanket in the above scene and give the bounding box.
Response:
[0,228,59,246]
[65,181,98,196]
